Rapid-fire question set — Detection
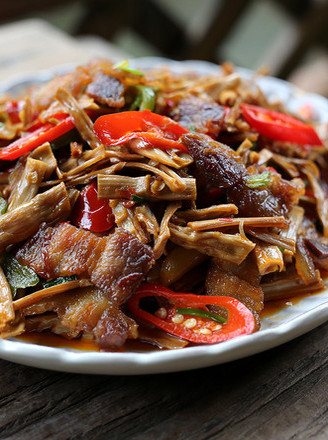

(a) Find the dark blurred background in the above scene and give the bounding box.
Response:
[1,0,328,95]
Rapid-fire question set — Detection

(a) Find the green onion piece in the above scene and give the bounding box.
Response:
[176,307,227,324]
[113,60,144,77]
[279,246,285,253]
[0,197,7,215]
[43,275,78,289]
[1,254,39,296]
[130,85,156,112]
[250,141,257,151]
[0,122,3,128]
[189,125,195,131]
[50,128,78,150]
[245,171,271,189]
[137,85,156,111]
[129,93,142,111]
[131,194,146,204]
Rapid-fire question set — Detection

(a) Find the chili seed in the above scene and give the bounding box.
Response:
[155,307,167,319]
[199,328,212,335]
[172,314,184,324]
[184,318,197,329]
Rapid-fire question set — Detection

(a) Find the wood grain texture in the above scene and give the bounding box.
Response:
[1,323,328,440]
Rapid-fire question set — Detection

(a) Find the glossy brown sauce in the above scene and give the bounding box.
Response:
[261,293,310,318]
[17,332,163,352]
[17,332,100,351]
[261,281,327,318]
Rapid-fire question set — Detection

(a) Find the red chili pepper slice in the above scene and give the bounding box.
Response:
[0,116,75,161]
[26,111,70,133]
[94,110,189,152]
[5,100,25,124]
[71,182,115,233]
[241,103,323,146]
[127,283,255,344]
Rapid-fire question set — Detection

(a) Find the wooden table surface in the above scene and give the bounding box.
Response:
[1,19,328,440]
[1,322,328,440]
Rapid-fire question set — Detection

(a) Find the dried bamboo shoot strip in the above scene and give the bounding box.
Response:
[98,174,196,201]
[8,158,48,210]
[169,224,255,264]
[13,279,92,311]
[0,267,14,332]
[188,216,288,231]
[0,183,71,252]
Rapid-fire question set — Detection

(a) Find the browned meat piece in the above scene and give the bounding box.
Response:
[86,73,125,108]
[206,255,263,329]
[16,223,154,304]
[16,222,105,278]
[32,70,90,112]
[182,133,300,217]
[228,170,301,217]
[23,286,138,350]
[91,231,155,302]
[227,182,285,217]
[305,239,328,259]
[93,305,138,350]
[169,96,226,137]
[182,132,244,188]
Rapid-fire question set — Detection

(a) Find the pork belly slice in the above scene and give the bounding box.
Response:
[181,133,301,217]
[206,254,264,329]
[169,96,226,137]
[16,222,104,278]
[23,286,138,350]
[16,223,155,304]
[86,72,125,108]
[91,228,155,302]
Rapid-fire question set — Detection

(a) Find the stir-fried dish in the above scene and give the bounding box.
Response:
[0,59,327,351]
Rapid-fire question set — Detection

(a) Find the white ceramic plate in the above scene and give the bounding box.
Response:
[0,58,327,375]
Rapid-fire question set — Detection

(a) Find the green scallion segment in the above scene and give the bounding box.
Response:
[279,246,285,253]
[0,197,7,215]
[1,254,39,296]
[43,275,78,289]
[129,93,142,111]
[130,85,156,111]
[131,194,146,204]
[245,171,271,189]
[176,308,226,324]
[50,128,78,150]
[113,60,144,77]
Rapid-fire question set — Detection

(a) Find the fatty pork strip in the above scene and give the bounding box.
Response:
[16,223,154,349]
